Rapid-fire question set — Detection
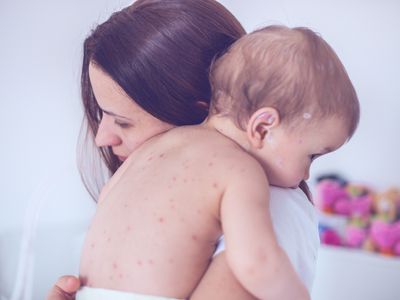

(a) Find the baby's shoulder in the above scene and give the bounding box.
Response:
[211,145,266,181]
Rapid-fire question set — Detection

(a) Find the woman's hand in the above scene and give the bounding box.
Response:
[46,275,80,300]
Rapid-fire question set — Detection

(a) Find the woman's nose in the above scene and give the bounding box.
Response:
[95,117,122,147]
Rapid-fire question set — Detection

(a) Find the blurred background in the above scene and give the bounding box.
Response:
[1,0,399,299]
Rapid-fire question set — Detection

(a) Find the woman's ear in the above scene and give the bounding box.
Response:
[246,107,280,149]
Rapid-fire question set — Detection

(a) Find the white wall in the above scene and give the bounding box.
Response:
[0,0,399,299]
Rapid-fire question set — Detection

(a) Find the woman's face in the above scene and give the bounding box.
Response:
[89,62,175,161]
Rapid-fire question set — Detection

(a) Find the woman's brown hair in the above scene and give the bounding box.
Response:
[79,0,245,199]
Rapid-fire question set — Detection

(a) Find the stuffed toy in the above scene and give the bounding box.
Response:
[369,219,400,256]
[319,224,342,246]
[372,188,400,222]
[316,174,400,257]
[315,175,349,215]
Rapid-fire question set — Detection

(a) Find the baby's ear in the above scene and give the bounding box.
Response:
[246,107,280,149]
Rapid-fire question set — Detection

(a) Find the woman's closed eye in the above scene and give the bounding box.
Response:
[114,119,132,129]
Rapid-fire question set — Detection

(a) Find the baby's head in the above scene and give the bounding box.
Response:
[209,25,360,188]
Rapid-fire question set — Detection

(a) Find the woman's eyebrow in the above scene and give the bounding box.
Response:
[102,109,133,121]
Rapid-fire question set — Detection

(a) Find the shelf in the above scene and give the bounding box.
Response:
[311,245,400,300]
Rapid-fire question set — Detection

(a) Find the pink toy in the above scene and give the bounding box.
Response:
[316,174,400,257]
[316,179,349,214]
[345,224,368,248]
[320,227,342,246]
[370,220,400,256]
[316,178,372,218]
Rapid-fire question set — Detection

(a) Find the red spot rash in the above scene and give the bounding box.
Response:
[112,262,118,269]
[158,217,165,223]
[191,235,198,241]
[212,183,218,189]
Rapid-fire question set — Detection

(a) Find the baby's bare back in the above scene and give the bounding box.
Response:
[80,126,247,298]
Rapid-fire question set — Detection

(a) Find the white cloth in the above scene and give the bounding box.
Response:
[214,186,320,291]
[76,286,183,300]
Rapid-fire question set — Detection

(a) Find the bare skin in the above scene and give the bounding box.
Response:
[79,124,304,299]
[46,276,80,300]
[190,252,256,300]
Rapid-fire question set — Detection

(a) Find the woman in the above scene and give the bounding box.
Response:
[48,0,318,299]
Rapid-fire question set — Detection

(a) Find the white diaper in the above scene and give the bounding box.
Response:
[76,287,183,300]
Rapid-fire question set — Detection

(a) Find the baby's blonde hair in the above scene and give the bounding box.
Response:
[209,25,360,137]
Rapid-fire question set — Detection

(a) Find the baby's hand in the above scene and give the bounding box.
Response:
[46,275,80,300]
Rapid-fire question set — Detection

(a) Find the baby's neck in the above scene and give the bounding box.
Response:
[202,115,250,151]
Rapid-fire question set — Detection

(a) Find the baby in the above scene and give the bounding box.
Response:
[78,25,359,300]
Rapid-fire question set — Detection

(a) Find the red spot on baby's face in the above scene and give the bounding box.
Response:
[158,217,165,223]
[192,235,198,241]
[212,183,218,189]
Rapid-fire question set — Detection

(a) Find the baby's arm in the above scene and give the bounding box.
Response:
[221,159,309,300]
